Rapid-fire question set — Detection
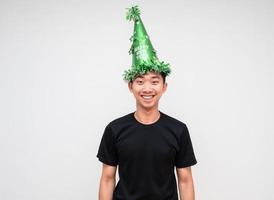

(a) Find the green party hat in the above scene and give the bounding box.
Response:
[123,6,171,81]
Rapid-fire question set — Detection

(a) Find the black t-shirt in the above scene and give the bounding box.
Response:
[96,111,197,200]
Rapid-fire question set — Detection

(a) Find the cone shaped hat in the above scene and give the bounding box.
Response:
[123,6,171,81]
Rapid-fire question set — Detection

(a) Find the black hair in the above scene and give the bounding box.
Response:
[160,72,166,83]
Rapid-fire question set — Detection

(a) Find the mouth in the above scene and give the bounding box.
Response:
[141,95,155,101]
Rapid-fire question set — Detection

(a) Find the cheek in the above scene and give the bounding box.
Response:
[154,86,164,93]
[132,85,142,92]
[132,88,142,96]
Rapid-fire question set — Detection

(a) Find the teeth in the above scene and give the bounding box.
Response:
[142,96,153,99]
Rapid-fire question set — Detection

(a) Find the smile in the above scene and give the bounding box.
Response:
[141,95,155,100]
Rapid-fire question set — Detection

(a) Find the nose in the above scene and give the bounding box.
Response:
[142,82,153,92]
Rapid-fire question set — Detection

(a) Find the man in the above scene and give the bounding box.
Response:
[97,6,197,200]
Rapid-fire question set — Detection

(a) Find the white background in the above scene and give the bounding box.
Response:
[1,0,274,199]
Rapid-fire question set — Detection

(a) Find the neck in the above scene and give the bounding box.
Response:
[134,105,160,124]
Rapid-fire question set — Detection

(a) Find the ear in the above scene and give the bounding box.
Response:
[128,82,133,93]
[163,82,168,93]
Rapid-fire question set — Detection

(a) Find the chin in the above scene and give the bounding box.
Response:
[138,101,157,110]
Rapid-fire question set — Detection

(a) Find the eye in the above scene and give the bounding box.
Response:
[152,80,159,85]
[136,80,144,84]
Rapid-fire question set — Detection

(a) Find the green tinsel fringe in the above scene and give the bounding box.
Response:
[123,60,171,82]
[126,5,140,21]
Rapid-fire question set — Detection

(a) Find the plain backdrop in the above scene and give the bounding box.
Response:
[1,0,274,199]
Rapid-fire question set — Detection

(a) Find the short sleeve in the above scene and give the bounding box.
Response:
[175,124,197,168]
[96,124,118,166]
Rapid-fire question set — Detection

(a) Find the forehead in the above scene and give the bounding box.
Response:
[135,72,162,79]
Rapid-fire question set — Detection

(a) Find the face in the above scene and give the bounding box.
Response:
[128,72,167,110]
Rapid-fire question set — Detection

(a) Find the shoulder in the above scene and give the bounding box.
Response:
[160,112,193,146]
[160,111,187,129]
[160,112,191,139]
[109,112,133,125]
[106,112,135,132]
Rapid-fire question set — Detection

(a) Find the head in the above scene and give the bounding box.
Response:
[128,71,168,110]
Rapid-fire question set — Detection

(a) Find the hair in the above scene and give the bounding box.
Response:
[160,72,167,83]
[130,72,167,83]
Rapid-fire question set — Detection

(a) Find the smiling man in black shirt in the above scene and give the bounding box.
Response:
[97,6,197,200]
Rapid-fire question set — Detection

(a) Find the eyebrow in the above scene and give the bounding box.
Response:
[135,75,160,80]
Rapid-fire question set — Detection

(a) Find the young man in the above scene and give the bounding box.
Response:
[97,6,197,200]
